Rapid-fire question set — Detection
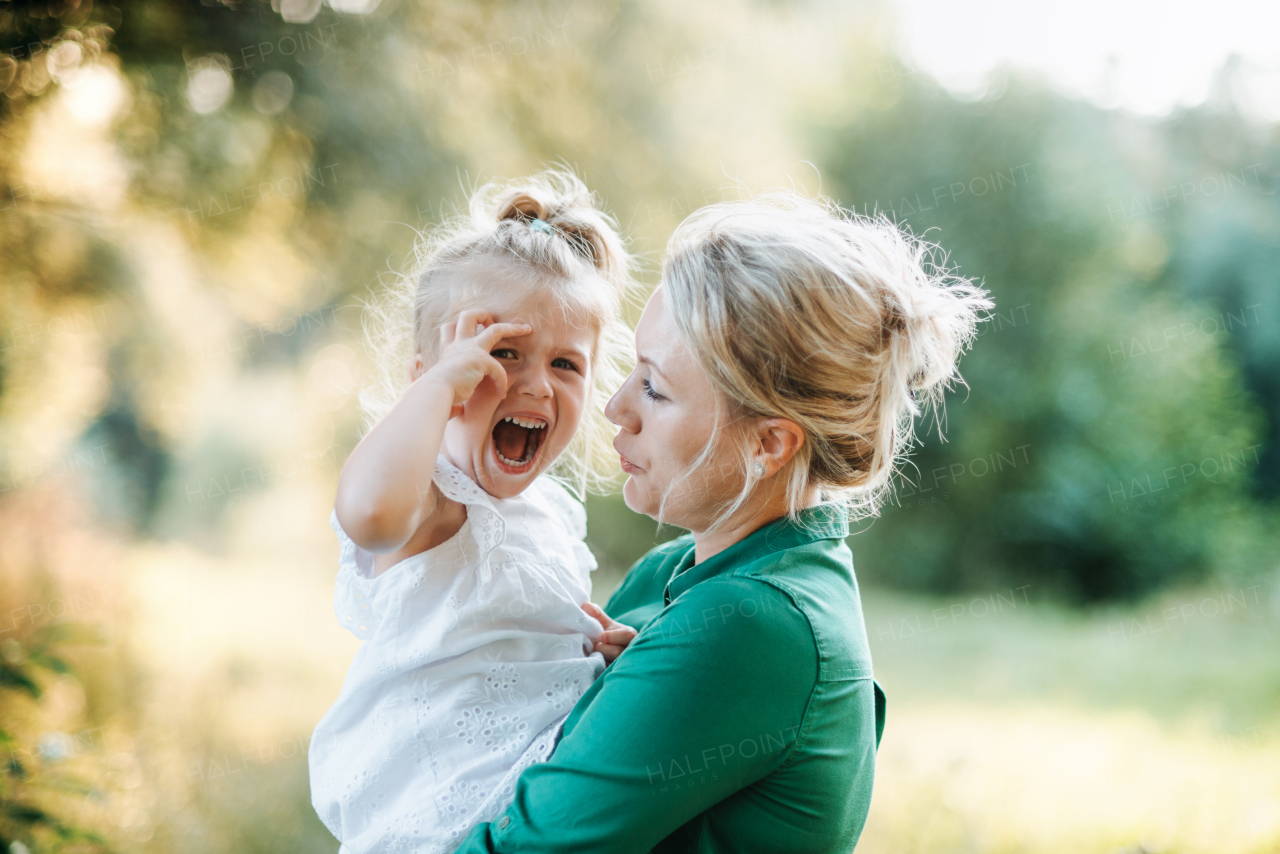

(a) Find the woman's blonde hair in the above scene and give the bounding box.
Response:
[359,169,635,498]
[660,191,993,529]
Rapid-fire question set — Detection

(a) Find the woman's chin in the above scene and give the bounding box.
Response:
[621,478,654,518]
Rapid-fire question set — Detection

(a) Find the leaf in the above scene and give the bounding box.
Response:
[27,651,72,675]
[0,663,41,698]
[31,776,97,798]
[30,623,103,651]
[5,803,53,823]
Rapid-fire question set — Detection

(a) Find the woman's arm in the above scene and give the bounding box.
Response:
[453,577,818,853]
[335,311,529,553]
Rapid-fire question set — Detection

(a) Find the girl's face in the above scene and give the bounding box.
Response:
[426,262,597,500]
[604,287,748,530]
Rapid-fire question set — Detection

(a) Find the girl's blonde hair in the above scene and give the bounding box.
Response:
[360,169,634,498]
[660,191,993,529]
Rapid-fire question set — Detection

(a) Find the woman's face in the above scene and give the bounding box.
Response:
[605,287,747,530]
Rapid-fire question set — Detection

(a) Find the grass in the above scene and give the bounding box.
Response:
[859,584,1280,854]
[6,492,1278,853]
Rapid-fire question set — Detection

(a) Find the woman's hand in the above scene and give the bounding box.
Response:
[580,602,638,664]
[428,309,532,418]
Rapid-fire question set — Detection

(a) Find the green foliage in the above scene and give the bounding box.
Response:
[0,630,111,854]
[0,1,1275,608]
[819,74,1279,600]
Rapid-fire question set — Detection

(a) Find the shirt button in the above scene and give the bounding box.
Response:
[498,816,510,829]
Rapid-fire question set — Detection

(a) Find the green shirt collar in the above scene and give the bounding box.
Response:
[664,503,850,605]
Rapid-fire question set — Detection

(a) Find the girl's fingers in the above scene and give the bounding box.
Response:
[455,310,530,346]
[476,321,532,349]
[594,642,626,662]
[454,309,495,340]
[442,312,529,356]
[585,604,635,662]
[444,309,487,347]
[581,602,616,629]
[600,628,636,645]
[481,356,509,393]
[445,356,504,418]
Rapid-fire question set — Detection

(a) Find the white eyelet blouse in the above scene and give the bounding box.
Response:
[308,454,607,853]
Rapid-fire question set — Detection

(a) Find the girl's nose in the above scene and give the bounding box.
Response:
[515,364,553,399]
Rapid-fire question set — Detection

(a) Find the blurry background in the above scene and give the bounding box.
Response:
[1,0,1278,851]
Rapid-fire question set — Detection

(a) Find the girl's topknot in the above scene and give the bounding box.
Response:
[483,173,630,293]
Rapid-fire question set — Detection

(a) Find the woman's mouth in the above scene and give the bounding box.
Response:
[491,415,548,474]
[619,453,642,474]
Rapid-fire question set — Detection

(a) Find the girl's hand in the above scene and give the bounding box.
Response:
[581,602,638,664]
[427,309,532,418]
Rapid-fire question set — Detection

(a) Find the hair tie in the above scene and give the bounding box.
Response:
[530,217,555,235]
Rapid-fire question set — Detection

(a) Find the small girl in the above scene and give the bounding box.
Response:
[309,171,638,853]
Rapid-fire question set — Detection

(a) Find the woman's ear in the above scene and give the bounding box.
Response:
[409,353,426,383]
[756,417,806,476]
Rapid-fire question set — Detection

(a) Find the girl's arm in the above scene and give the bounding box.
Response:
[335,310,530,553]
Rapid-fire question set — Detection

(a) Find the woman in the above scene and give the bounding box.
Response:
[455,192,990,852]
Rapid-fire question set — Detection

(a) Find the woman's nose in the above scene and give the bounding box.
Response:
[605,380,637,432]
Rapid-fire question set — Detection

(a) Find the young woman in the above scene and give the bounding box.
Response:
[455,191,991,852]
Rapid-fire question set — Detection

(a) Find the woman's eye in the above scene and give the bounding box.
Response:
[641,378,665,402]
[552,357,580,373]
[491,348,517,360]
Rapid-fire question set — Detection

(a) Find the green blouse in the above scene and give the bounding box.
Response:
[455,503,885,853]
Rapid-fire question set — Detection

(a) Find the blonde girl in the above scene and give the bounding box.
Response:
[308,170,638,853]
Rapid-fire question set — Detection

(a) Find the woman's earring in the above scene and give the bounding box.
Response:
[753,462,765,477]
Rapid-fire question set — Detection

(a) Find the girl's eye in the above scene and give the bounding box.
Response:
[641,378,665,402]
[552,357,580,373]
[491,348,518,360]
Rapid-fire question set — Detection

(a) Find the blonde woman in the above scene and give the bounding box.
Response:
[456,192,991,852]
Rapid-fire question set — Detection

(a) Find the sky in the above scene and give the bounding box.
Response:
[891,0,1280,121]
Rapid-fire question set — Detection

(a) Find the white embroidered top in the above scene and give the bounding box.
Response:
[308,455,606,853]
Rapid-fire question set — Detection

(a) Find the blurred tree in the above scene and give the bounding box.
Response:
[818,69,1278,600]
[1,0,1276,606]
[1161,109,1280,498]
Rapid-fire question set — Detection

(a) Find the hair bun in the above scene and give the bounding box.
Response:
[494,193,552,225]
[477,170,630,291]
[661,191,993,526]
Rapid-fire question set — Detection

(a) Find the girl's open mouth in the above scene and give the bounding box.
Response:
[491,415,548,474]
